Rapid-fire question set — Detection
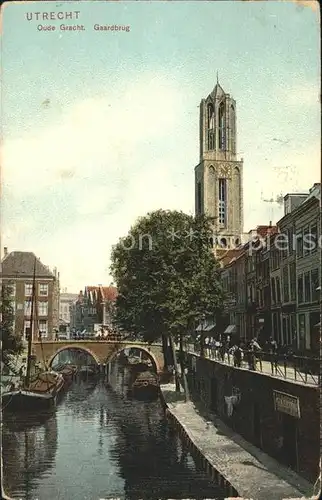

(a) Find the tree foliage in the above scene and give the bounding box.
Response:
[110,210,225,344]
[1,283,23,359]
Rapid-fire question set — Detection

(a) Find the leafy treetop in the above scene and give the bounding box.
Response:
[110,209,225,343]
[1,283,23,359]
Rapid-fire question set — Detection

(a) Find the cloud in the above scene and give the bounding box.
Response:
[1,73,193,290]
[2,71,320,291]
[2,73,184,198]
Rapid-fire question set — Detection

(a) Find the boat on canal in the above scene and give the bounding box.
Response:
[54,364,78,385]
[127,361,160,402]
[2,368,65,413]
[2,258,65,413]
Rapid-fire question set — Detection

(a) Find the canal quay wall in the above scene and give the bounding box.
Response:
[183,353,319,485]
[160,383,315,500]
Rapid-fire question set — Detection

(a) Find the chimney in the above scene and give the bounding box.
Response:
[4,247,8,257]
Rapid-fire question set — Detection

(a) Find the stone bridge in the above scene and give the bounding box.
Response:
[32,340,165,373]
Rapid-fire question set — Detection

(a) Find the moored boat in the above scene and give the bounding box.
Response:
[2,258,65,414]
[54,364,78,385]
[131,370,160,401]
[127,362,160,401]
[2,371,64,412]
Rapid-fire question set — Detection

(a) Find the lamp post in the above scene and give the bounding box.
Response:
[200,314,206,357]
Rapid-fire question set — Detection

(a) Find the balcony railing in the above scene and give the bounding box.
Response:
[184,343,319,386]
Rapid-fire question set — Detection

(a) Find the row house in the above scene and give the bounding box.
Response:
[245,226,277,343]
[97,286,118,327]
[255,228,276,343]
[269,231,283,346]
[83,286,100,331]
[218,183,321,353]
[294,185,320,352]
[69,285,118,333]
[219,248,245,340]
[275,184,320,352]
[219,226,277,344]
[69,291,84,332]
[59,291,78,335]
[277,198,298,348]
[1,249,60,340]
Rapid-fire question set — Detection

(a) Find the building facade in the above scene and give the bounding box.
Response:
[59,291,78,336]
[69,285,118,333]
[1,249,60,341]
[218,184,321,354]
[294,185,320,352]
[195,80,243,251]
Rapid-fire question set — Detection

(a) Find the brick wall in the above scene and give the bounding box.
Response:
[185,353,319,483]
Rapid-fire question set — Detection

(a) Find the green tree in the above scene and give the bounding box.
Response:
[1,283,23,361]
[110,210,225,393]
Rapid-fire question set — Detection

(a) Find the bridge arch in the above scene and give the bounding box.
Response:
[107,345,159,373]
[48,345,100,368]
[33,340,164,373]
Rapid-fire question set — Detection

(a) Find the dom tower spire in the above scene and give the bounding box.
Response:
[195,80,243,251]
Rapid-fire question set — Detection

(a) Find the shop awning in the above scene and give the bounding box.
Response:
[224,324,236,334]
[196,320,216,333]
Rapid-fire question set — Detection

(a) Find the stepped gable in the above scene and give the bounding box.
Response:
[1,251,54,277]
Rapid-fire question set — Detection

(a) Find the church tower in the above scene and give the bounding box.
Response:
[195,79,243,250]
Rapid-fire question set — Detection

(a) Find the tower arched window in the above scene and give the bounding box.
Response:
[207,103,215,150]
[218,102,225,150]
[230,104,236,153]
[218,178,226,226]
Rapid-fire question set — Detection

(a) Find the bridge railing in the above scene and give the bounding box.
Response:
[184,343,320,386]
[64,333,126,342]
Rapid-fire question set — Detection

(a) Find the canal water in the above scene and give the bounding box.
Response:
[3,364,225,500]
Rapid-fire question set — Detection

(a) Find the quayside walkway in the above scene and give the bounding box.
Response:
[161,383,314,500]
[185,344,319,386]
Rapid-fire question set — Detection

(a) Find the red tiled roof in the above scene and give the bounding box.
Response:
[86,286,100,292]
[255,225,278,238]
[100,286,118,302]
[218,248,244,267]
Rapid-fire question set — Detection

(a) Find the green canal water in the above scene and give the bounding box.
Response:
[3,369,225,499]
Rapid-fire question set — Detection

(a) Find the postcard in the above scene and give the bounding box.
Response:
[1,1,320,500]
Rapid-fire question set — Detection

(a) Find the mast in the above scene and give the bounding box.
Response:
[25,258,37,387]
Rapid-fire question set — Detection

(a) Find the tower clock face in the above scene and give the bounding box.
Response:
[220,164,230,177]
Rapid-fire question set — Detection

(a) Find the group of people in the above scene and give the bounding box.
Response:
[94,326,122,341]
[195,334,288,371]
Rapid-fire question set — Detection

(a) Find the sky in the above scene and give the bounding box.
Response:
[1,0,320,292]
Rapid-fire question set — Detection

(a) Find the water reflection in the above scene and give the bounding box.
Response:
[3,414,58,498]
[3,370,225,500]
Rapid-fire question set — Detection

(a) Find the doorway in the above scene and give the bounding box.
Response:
[282,413,298,469]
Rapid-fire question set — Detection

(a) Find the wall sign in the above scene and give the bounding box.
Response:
[273,390,301,418]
